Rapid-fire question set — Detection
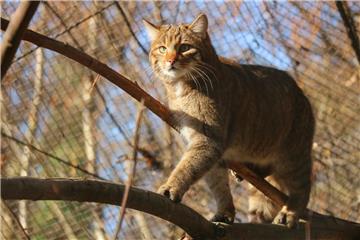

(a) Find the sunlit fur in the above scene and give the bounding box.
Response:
[145,14,315,227]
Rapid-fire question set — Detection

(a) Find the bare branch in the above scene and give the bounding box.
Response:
[0,1,39,79]
[2,177,360,240]
[114,2,148,55]
[1,132,104,180]
[228,161,360,228]
[1,177,217,239]
[336,1,360,64]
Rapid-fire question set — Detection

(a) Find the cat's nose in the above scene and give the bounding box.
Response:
[167,58,176,65]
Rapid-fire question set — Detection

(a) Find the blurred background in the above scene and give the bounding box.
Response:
[1,1,359,239]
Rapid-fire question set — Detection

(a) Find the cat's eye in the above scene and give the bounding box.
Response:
[159,46,167,54]
[179,44,192,52]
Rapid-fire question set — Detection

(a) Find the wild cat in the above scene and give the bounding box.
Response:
[144,13,314,227]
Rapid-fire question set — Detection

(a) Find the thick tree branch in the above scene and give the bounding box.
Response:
[1,177,216,239]
[2,177,360,240]
[0,1,39,79]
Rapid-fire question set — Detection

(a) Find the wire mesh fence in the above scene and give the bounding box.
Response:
[1,1,359,239]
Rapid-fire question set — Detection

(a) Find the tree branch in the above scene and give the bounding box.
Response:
[0,1,39,79]
[0,17,173,129]
[336,1,360,65]
[1,132,104,180]
[1,177,216,239]
[2,177,359,240]
[228,161,360,228]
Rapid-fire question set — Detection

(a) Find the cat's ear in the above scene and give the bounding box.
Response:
[189,13,208,38]
[143,19,160,41]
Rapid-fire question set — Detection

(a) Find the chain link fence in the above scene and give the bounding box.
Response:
[1,1,359,239]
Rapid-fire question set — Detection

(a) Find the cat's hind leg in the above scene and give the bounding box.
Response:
[272,152,312,228]
[247,175,282,223]
[204,160,235,224]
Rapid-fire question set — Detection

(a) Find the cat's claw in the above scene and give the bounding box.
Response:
[272,206,297,228]
[157,183,182,203]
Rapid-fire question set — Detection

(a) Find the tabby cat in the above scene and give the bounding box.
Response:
[144,13,314,227]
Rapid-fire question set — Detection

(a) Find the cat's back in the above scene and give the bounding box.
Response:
[218,57,314,158]
[220,57,300,95]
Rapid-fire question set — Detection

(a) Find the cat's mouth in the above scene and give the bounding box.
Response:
[168,66,177,71]
[162,66,187,78]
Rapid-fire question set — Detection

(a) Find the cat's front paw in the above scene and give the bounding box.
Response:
[210,204,235,224]
[272,206,298,228]
[157,183,183,203]
[210,213,234,224]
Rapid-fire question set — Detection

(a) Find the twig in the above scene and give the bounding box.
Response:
[12,2,115,63]
[43,2,82,48]
[114,100,145,239]
[1,132,104,180]
[0,1,39,79]
[90,74,101,93]
[2,201,30,240]
[114,2,148,55]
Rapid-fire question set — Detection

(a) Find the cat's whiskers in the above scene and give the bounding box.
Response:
[191,67,211,96]
[186,70,201,93]
[188,66,209,96]
[195,62,219,86]
[193,66,214,92]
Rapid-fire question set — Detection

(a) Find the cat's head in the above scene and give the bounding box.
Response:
[144,14,213,83]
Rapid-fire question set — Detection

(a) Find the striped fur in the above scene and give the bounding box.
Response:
[144,14,315,227]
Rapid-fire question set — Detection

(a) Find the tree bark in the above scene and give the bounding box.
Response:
[2,177,359,240]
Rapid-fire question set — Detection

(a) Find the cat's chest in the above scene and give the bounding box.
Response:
[169,98,202,143]
[174,82,185,98]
